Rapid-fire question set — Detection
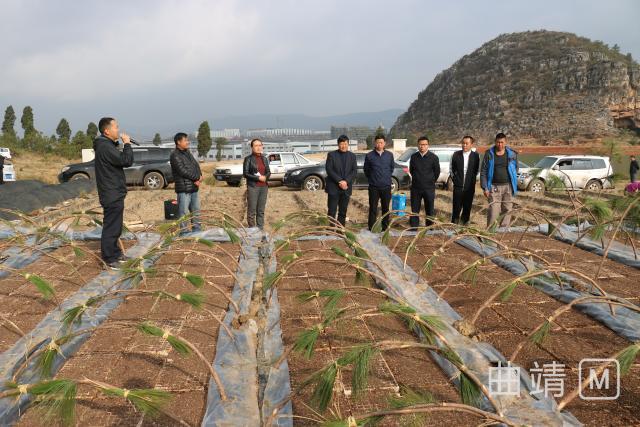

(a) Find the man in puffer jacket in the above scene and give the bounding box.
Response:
[170,132,202,234]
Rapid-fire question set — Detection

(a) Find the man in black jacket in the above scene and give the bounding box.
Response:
[170,132,202,235]
[409,136,440,228]
[630,155,639,183]
[0,154,4,185]
[94,117,134,268]
[450,136,480,225]
[325,135,357,227]
[243,138,271,229]
[364,134,394,231]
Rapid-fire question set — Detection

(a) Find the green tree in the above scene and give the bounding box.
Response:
[1,106,16,138]
[215,137,227,161]
[365,135,374,149]
[56,118,72,142]
[72,130,91,147]
[406,134,417,147]
[153,133,162,145]
[86,122,98,140]
[197,121,212,158]
[21,106,36,138]
[612,44,620,53]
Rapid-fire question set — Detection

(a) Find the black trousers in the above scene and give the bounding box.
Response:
[327,192,351,226]
[101,199,125,263]
[410,188,435,228]
[0,169,3,185]
[368,186,392,231]
[451,186,475,225]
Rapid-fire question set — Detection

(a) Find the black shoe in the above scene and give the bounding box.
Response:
[106,260,125,270]
[117,254,132,262]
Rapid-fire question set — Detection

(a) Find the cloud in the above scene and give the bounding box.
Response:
[0,0,273,99]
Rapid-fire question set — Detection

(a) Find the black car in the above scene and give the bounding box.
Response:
[58,146,174,190]
[283,152,411,192]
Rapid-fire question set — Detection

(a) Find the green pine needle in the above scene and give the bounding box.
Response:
[589,223,607,241]
[459,372,483,408]
[343,230,357,244]
[461,261,480,285]
[71,246,85,258]
[293,325,322,359]
[388,385,434,427]
[36,337,71,378]
[194,237,214,248]
[617,343,640,376]
[420,256,436,274]
[280,251,302,265]
[338,344,377,397]
[310,362,338,412]
[24,273,55,300]
[353,246,370,260]
[182,272,204,288]
[499,279,521,302]
[381,228,391,245]
[263,271,284,290]
[272,219,287,231]
[530,320,552,346]
[137,323,191,356]
[224,227,241,244]
[274,239,290,251]
[29,379,78,426]
[101,386,171,418]
[585,197,613,222]
[61,304,90,329]
[355,268,371,285]
[174,292,204,309]
[331,246,348,258]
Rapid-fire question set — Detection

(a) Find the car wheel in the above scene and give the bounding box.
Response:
[144,172,164,190]
[586,179,602,191]
[391,177,400,193]
[303,175,323,191]
[528,178,545,193]
[446,177,454,191]
[71,173,89,181]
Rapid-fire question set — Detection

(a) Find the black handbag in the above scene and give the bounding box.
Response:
[164,199,179,220]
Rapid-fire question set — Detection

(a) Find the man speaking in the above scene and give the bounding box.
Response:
[94,117,134,268]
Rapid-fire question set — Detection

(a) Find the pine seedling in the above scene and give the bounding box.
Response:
[617,343,640,375]
[137,323,191,356]
[337,344,377,397]
[22,273,55,300]
[530,320,552,346]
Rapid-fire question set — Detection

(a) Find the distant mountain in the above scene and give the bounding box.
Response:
[210,109,403,131]
[391,30,639,144]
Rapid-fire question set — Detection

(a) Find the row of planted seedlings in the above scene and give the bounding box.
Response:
[0,209,249,426]
[258,211,531,426]
[378,206,640,426]
[0,208,126,356]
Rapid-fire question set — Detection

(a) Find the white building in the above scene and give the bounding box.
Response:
[191,139,358,161]
[211,128,241,139]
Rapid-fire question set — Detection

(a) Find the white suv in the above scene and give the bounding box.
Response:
[518,155,614,193]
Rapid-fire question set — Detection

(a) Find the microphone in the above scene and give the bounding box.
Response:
[128,138,140,146]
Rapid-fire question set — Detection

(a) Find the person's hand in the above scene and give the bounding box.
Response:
[483,190,490,198]
[339,180,348,190]
[259,176,267,182]
[121,132,131,145]
[195,180,201,187]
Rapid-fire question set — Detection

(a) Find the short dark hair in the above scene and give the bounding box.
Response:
[250,138,262,147]
[337,135,349,144]
[462,135,475,143]
[417,136,429,144]
[174,132,188,144]
[98,117,115,134]
[495,132,507,141]
[374,134,386,142]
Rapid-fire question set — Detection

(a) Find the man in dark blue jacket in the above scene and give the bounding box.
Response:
[325,135,357,227]
[364,134,394,231]
[480,132,519,228]
[93,117,134,268]
[409,136,440,228]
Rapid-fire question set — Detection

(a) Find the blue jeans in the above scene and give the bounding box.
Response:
[177,191,201,234]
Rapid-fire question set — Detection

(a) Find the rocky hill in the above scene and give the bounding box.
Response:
[390,31,639,145]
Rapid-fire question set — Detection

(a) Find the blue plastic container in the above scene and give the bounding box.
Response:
[391,193,407,216]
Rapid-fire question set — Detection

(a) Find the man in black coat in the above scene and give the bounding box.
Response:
[450,136,480,225]
[93,117,134,268]
[630,155,639,183]
[325,135,357,227]
[0,154,4,185]
[170,132,202,235]
[409,136,440,228]
[243,138,271,229]
[364,134,394,231]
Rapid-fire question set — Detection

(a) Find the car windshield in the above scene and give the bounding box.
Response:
[534,157,558,169]
[397,148,417,162]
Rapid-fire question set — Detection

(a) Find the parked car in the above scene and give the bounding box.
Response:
[0,147,12,159]
[2,158,16,182]
[214,152,318,186]
[518,155,614,193]
[396,145,477,190]
[283,152,411,192]
[58,146,174,190]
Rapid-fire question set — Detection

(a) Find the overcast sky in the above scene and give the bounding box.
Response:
[1,0,638,137]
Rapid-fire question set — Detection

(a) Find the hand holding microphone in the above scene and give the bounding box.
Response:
[119,133,140,146]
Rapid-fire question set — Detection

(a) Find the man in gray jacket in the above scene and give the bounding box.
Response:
[243,138,271,229]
